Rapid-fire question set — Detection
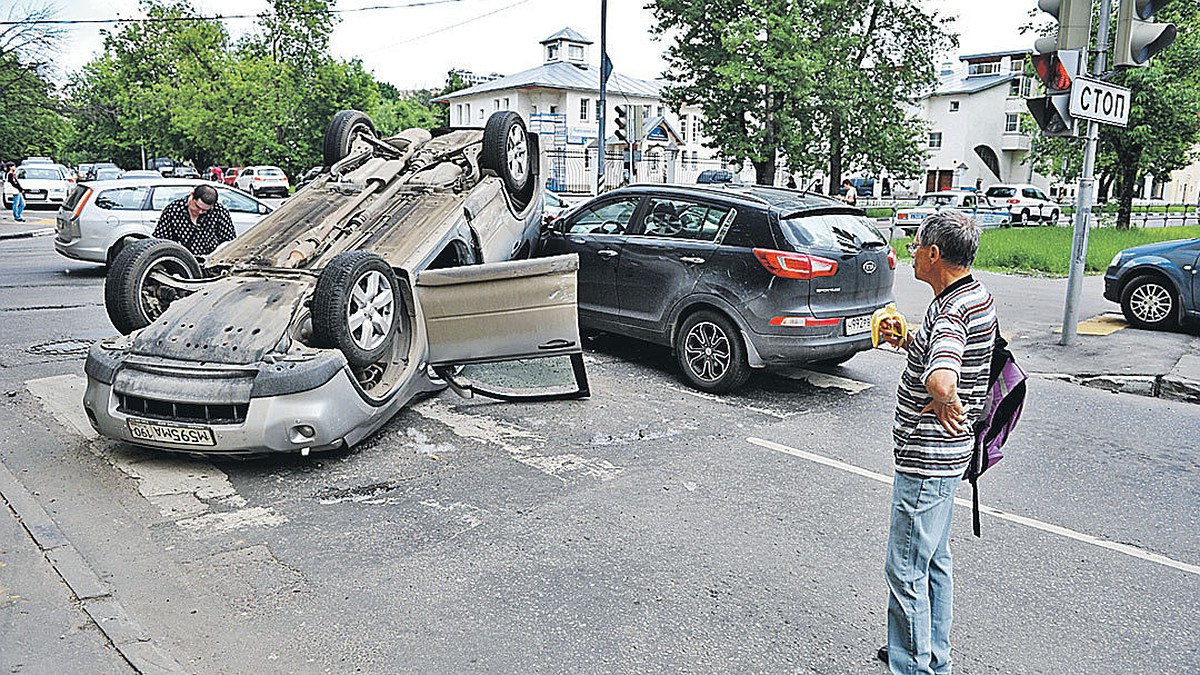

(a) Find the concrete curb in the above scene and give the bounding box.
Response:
[0,227,54,240]
[0,460,187,674]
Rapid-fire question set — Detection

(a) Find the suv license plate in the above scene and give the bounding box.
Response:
[845,315,871,336]
[128,418,215,446]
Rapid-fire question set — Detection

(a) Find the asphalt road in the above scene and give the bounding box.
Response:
[0,231,1197,674]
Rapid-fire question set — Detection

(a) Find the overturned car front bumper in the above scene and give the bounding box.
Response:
[83,342,437,455]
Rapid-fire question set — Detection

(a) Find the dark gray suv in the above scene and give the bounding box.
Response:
[541,184,896,392]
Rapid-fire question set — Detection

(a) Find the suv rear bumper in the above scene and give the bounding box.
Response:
[747,329,872,366]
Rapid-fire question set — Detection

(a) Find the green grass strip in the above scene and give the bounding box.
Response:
[892,226,1200,277]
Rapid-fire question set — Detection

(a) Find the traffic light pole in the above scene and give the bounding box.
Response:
[1059,0,1111,346]
[597,0,608,194]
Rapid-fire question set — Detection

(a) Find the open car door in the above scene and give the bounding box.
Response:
[416,254,589,401]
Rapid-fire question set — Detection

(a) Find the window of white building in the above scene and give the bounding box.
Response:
[569,45,584,61]
[968,61,1002,76]
[1009,77,1032,98]
[456,104,463,125]
[580,98,590,121]
[949,100,960,112]
[1005,113,1020,133]
[503,97,510,110]
[549,105,558,114]
[493,99,500,111]
[928,132,943,149]
[682,114,689,143]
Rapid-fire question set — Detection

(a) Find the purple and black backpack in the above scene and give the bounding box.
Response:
[966,329,1027,537]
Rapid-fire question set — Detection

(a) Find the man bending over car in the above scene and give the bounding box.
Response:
[153,184,235,256]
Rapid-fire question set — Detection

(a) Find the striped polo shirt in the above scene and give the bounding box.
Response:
[893,275,996,477]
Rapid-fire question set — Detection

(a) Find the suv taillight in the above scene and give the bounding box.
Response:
[753,249,838,279]
[887,247,897,269]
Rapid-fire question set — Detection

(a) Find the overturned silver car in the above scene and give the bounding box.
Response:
[84,110,588,456]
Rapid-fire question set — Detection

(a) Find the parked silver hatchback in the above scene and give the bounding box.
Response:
[54,178,274,264]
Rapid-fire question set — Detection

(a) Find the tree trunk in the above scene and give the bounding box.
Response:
[1116,161,1138,230]
[828,116,843,197]
[756,86,777,185]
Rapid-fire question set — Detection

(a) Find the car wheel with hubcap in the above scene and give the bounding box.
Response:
[675,310,751,393]
[1120,274,1177,331]
[105,238,203,335]
[480,111,531,196]
[312,251,399,369]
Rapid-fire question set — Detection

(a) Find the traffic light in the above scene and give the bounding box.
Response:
[1027,49,1083,136]
[1114,0,1177,67]
[613,106,627,143]
[1033,0,1092,51]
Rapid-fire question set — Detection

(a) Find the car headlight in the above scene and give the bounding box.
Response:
[1109,252,1124,268]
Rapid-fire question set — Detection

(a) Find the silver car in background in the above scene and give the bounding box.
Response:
[54,178,274,265]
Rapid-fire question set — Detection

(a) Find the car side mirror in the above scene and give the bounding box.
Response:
[260,204,272,215]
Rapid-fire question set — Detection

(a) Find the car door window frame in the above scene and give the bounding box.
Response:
[633,196,733,243]
[94,186,151,210]
[564,196,644,235]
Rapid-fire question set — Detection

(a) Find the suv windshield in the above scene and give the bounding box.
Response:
[779,213,886,251]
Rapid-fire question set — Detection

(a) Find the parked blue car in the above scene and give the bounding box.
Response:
[1104,237,1200,330]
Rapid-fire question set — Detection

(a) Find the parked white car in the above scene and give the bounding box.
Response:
[234,165,290,198]
[54,178,274,264]
[4,165,73,207]
[984,183,1060,224]
[894,190,1011,235]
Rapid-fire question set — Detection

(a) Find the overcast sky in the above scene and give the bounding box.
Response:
[45,0,1037,89]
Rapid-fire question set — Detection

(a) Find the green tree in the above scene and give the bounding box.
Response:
[647,0,954,187]
[0,4,71,162]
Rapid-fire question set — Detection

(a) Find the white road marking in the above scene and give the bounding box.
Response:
[748,437,1200,577]
[785,369,875,395]
[412,400,622,481]
[26,374,287,535]
[176,507,288,534]
[667,386,794,420]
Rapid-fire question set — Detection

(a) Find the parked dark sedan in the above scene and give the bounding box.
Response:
[540,184,896,392]
[1104,237,1200,330]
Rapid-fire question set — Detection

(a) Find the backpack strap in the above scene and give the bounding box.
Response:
[972,481,981,537]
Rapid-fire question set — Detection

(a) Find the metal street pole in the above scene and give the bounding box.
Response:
[596,0,609,194]
[1060,0,1111,346]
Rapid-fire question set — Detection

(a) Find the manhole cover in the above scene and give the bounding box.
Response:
[27,339,92,357]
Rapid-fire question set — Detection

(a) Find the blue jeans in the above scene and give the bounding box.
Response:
[11,191,25,220]
[885,471,960,675]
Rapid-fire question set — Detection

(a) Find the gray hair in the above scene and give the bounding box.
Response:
[916,210,981,268]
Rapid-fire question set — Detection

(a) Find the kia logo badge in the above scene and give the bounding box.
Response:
[863,260,878,274]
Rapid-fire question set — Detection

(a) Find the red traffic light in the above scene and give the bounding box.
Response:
[1032,52,1074,91]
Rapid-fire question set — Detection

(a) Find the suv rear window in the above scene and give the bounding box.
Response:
[779,213,886,251]
[63,185,91,211]
[986,187,1016,198]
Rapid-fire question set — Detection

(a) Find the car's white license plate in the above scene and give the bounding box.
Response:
[127,418,215,446]
[27,190,46,199]
[845,315,872,336]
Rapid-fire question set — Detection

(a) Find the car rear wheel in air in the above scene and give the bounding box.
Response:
[675,310,751,393]
[481,111,531,195]
[322,110,377,167]
[1120,274,1177,331]
[312,251,399,368]
[105,238,203,335]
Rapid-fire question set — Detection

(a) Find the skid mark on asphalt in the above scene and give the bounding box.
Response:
[25,374,288,536]
[412,400,622,482]
[748,437,1200,577]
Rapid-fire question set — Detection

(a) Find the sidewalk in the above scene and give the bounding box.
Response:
[0,209,55,240]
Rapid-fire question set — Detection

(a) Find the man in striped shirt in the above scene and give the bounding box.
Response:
[877,210,996,674]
